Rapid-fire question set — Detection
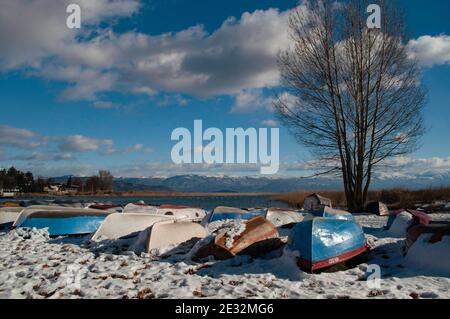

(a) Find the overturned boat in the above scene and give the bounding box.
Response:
[14,208,111,236]
[196,216,280,260]
[206,206,263,224]
[91,213,174,241]
[157,205,206,222]
[146,221,208,252]
[264,208,311,228]
[288,218,367,272]
[308,206,355,221]
[386,209,432,234]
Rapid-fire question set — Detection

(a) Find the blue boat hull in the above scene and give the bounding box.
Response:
[309,209,355,221]
[18,216,106,236]
[288,218,366,271]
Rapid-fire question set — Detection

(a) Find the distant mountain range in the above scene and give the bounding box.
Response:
[51,173,450,193]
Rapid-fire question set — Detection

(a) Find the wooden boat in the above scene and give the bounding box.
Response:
[91,213,174,241]
[264,208,311,227]
[196,216,280,260]
[308,206,355,221]
[288,218,367,272]
[15,209,110,236]
[146,221,208,252]
[207,206,263,223]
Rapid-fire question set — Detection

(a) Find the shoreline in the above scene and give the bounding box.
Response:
[10,191,281,198]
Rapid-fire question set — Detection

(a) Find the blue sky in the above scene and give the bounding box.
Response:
[0,0,449,179]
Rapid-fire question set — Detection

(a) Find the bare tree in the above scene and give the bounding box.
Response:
[275,0,426,212]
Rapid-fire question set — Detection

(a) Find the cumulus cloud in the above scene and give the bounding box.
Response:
[0,125,46,149]
[0,1,293,101]
[407,35,450,67]
[232,89,274,113]
[0,0,449,113]
[0,124,150,163]
[59,135,113,152]
[0,0,140,69]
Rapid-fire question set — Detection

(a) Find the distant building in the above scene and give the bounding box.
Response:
[0,188,19,198]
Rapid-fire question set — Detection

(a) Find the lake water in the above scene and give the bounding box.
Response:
[2,195,289,211]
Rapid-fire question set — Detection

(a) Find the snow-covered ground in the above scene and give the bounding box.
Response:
[0,213,449,299]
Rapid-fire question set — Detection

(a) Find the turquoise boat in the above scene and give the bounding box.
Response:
[15,210,110,236]
[288,218,367,272]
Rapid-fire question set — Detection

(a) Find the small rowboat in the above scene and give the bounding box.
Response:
[196,216,280,260]
[15,209,110,236]
[264,208,311,227]
[157,205,206,222]
[207,206,263,223]
[146,221,208,252]
[288,218,367,272]
[91,213,174,241]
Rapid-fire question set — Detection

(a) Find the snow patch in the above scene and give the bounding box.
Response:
[388,212,413,237]
[404,235,450,277]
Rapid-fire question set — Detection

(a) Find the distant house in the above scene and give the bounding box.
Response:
[303,193,333,211]
[0,188,19,198]
[44,184,80,195]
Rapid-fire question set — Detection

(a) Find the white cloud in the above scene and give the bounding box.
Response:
[261,119,279,127]
[407,35,450,67]
[59,135,113,152]
[0,2,294,101]
[0,125,45,149]
[232,89,274,113]
[0,0,140,69]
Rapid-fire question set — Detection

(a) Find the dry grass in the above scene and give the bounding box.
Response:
[273,187,450,210]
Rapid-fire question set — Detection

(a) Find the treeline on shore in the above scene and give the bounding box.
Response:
[0,167,113,193]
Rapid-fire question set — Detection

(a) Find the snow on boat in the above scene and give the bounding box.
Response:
[15,209,110,236]
[405,222,450,251]
[308,206,355,221]
[386,209,432,237]
[123,203,158,214]
[206,206,263,223]
[0,207,24,228]
[404,229,450,276]
[264,208,311,227]
[91,213,174,241]
[146,221,208,253]
[196,216,280,260]
[288,218,367,272]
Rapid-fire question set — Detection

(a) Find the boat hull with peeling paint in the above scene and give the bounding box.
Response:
[288,218,367,272]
